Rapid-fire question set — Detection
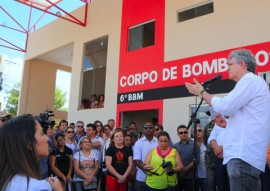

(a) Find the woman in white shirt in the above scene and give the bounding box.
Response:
[0,114,63,191]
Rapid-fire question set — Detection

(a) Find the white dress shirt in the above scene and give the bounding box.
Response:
[133,136,158,182]
[207,124,225,146]
[211,72,270,171]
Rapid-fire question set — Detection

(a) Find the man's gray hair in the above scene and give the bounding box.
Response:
[228,49,256,73]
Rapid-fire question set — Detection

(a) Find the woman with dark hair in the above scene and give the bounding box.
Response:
[50,133,73,191]
[142,131,183,191]
[0,114,62,191]
[98,94,104,108]
[105,128,133,191]
[65,126,77,154]
[94,120,105,140]
[73,137,99,191]
[103,124,112,143]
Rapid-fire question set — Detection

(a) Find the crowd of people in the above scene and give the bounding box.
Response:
[0,49,270,191]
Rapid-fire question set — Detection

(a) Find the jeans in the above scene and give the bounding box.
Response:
[206,167,216,191]
[215,157,229,191]
[198,178,208,191]
[73,181,97,191]
[227,159,262,191]
[135,180,146,191]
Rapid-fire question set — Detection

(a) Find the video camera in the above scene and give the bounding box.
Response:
[35,110,55,134]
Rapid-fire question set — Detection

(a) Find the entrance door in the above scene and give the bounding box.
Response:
[121,109,158,133]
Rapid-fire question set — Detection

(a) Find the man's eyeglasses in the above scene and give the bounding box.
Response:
[178,131,188,135]
[155,128,160,131]
[67,131,74,134]
[144,125,154,130]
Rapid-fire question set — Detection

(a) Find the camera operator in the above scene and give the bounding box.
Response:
[35,110,57,179]
[142,131,183,191]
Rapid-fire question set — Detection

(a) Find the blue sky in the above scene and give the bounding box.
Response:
[0,0,82,110]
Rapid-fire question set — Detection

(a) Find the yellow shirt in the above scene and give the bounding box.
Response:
[146,147,178,189]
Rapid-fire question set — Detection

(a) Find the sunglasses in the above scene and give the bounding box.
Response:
[58,138,66,142]
[96,124,102,127]
[77,125,83,128]
[178,131,188,135]
[104,128,111,131]
[144,125,154,129]
[67,131,74,134]
[155,128,160,131]
[193,129,202,133]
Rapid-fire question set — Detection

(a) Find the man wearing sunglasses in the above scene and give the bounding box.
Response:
[0,111,11,128]
[174,125,199,191]
[74,121,86,143]
[154,123,173,147]
[153,123,163,138]
[133,121,158,191]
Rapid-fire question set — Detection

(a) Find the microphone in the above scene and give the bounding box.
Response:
[201,74,222,85]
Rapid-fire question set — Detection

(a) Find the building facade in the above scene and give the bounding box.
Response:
[18,0,270,142]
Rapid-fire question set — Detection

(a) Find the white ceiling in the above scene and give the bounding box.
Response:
[38,43,74,67]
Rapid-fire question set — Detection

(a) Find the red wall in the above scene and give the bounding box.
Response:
[116,0,270,126]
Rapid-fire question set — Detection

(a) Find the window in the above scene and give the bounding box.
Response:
[80,36,108,109]
[178,2,214,22]
[128,20,155,51]
[189,104,211,129]
[54,70,71,112]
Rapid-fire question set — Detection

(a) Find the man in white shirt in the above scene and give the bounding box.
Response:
[133,121,158,191]
[185,49,270,191]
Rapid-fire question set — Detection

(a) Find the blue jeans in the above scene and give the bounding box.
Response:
[73,181,97,191]
[198,178,208,191]
[206,167,216,191]
[135,180,146,191]
[227,159,262,191]
[215,157,230,191]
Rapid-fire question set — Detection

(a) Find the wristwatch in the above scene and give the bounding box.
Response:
[199,90,205,99]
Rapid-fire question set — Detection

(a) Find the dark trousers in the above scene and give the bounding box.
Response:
[261,165,270,191]
[146,184,178,191]
[215,157,230,191]
[73,181,97,191]
[206,167,216,191]
[100,170,107,191]
[178,178,193,191]
[198,178,208,191]
[135,180,146,191]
